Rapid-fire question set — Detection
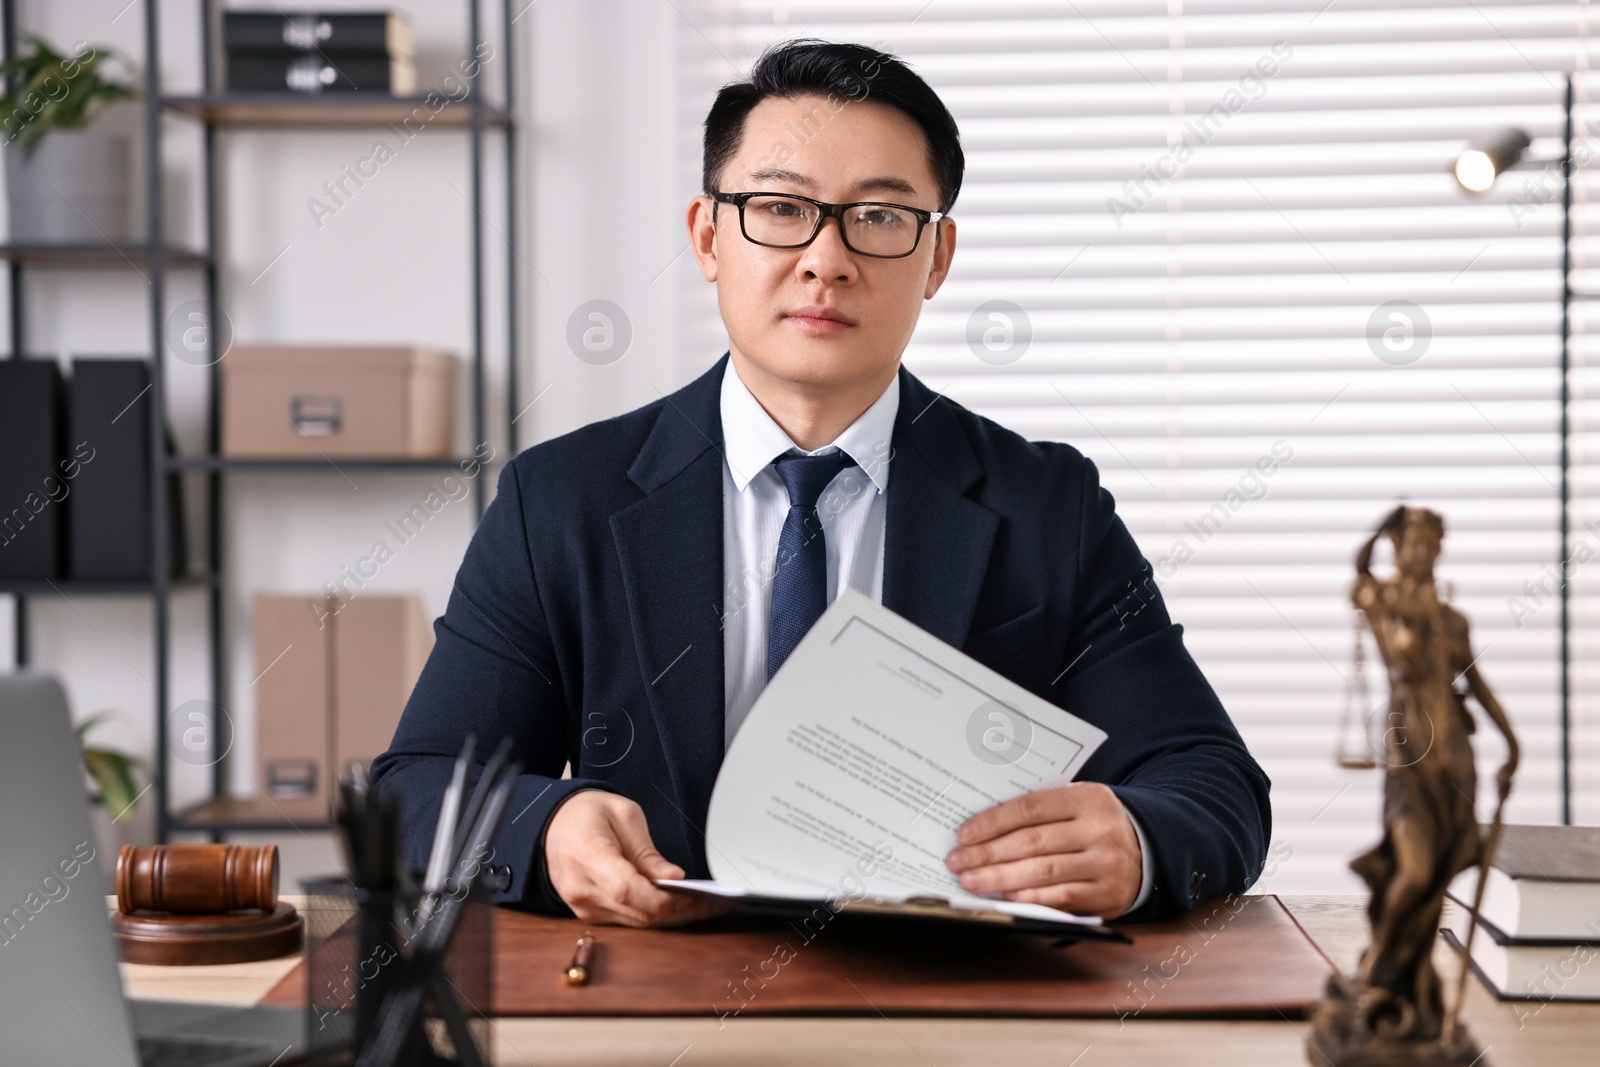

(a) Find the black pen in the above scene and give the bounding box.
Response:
[450,735,515,870]
[444,761,518,904]
[426,736,476,894]
[358,758,521,1067]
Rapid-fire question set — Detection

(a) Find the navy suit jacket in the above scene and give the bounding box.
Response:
[371,353,1271,920]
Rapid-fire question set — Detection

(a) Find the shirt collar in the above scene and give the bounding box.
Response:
[720,355,899,495]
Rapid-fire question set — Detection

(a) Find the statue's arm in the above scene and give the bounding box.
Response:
[1452,610,1520,798]
[1354,533,1379,578]
[1350,574,1394,665]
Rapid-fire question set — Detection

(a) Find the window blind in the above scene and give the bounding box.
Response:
[676,0,1600,893]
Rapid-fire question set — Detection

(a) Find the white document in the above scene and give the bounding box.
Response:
[664,588,1109,928]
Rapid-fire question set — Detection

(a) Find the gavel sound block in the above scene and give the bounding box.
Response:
[112,844,304,966]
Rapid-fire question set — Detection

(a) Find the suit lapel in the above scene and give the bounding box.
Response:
[882,367,1000,649]
[610,356,730,825]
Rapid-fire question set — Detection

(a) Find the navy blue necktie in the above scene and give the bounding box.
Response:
[767,449,858,680]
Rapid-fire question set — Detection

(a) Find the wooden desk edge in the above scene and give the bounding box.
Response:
[112,894,1599,1066]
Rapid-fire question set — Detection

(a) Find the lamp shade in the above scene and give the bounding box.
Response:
[1454,128,1532,192]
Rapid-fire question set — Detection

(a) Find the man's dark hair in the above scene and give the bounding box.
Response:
[702,38,964,215]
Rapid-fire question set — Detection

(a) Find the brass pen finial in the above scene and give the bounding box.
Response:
[563,932,596,985]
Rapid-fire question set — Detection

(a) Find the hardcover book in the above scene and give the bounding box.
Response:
[222,11,413,57]
[1447,824,1600,940]
[224,52,417,95]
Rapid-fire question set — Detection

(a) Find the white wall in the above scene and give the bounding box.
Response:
[3,0,700,883]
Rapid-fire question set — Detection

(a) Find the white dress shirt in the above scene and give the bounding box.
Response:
[720,356,899,747]
[716,356,1153,915]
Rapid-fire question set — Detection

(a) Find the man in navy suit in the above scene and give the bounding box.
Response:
[373,39,1270,926]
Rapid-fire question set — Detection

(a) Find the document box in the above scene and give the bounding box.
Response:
[69,358,188,580]
[0,359,64,578]
[255,592,432,809]
[223,345,456,458]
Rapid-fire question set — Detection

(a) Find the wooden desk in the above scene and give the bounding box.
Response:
[118,896,1597,1066]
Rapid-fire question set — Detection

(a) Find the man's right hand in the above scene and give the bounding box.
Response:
[543,789,732,927]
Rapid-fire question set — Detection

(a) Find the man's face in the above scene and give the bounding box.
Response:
[688,94,957,393]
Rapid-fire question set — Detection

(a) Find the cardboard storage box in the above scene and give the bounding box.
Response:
[333,596,433,780]
[223,345,456,458]
[254,593,331,806]
[254,592,433,807]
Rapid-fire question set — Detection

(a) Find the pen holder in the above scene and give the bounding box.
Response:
[301,877,492,1067]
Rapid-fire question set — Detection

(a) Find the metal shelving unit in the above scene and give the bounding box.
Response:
[4,0,520,842]
[167,455,492,471]
[162,92,511,127]
[0,576,216,597]
[0,242,212,265]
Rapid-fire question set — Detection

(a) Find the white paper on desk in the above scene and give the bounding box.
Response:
[695,587,1108,925]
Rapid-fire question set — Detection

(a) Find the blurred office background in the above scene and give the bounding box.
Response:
[3,0,1597,897]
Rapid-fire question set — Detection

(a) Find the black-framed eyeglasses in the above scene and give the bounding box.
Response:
[709,190,945,259]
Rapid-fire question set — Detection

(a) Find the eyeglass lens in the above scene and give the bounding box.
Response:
[741,195,922,256]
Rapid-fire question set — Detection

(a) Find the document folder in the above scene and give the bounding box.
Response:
[656,880,1132,945]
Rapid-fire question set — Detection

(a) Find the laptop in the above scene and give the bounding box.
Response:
[0,672,304,1065]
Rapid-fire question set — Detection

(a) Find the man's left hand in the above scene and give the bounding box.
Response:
[944,781,1144,918]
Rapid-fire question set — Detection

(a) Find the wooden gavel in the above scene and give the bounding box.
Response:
[117,844,279,915]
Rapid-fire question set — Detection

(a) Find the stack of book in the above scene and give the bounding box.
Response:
[1444,824,1600,1003]
[222,10,416,95]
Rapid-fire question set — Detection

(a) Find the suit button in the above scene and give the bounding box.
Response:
[1189,870,1206,899]
[487,864,513,892]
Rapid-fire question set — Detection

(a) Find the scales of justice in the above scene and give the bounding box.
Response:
[1310,505,1520,1067]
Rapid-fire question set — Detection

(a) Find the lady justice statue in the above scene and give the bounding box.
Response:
[1309,506,1519,1066]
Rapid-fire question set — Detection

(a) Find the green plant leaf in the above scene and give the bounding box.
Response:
[0,35,135,153]
[76,710,114,740]
[82,748,141,821]
[77,711,150,823]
